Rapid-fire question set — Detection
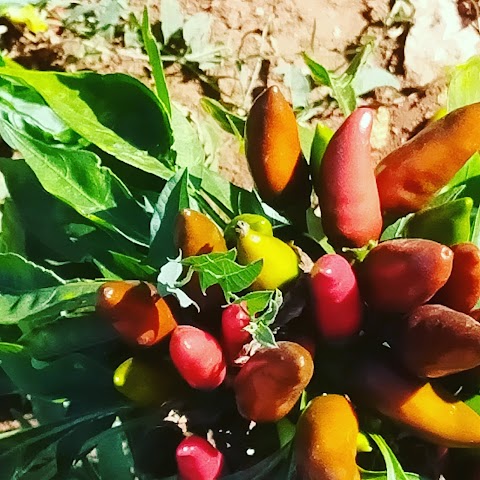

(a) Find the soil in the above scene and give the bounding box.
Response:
[5,0,477,190]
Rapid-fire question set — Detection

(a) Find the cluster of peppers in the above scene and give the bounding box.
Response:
[96,86,480,480]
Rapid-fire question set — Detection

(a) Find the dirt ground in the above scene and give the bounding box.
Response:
[5,0,479,192]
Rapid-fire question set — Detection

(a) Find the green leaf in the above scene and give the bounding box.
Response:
[0,253,63,294]
[380,215,412,241]
[160,0,184,44]
[352,66,401,96]
[0,197,26,256]
[306,207,335,254]
[0,66,174,179]
[182,249,262,297]
[367,433,410,480]
[141,7,171,116]
[0,158,136,266]
[0,127,151,247]
[246,321,276,347]
[234,290,276,316]
[171,104,206,168]
[304,42,373,116]
[472,206,480,248]
[448,55,480,112]
[276,418,296,449]
[149,168,190,267]
[200,97,246,138]
[273,62,311,110]
[444,152,480,192]
[0,280,102,328]
[20,314,117,360]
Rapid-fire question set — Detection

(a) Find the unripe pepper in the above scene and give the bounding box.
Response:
[223,214,273,249]
[295,395,360,480]
[310,122,334,193]
[317,107,382,248]
[176,435,225,480]
[245,86,310,210]
[309,254,363,340]
[391,304,480,378]
[113,357,180,406]
[376,102,480,217]
[96,281,177,346]
[169,325,226,390]
[235,221,299,291]
[234,341,314,422]
[353,359,480,447]
[432,242,480,313]
[221,302,252,365]
[405,197,473,246]
[358,239,453,313]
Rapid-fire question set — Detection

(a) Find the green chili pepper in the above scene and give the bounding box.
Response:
[223,213,273,249]
[405,197,473,246]
[310,122,334,197]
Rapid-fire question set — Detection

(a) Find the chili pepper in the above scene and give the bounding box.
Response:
[245,86,310,210]
[174,209,227,311]
[221,302,252,365]
[317,107,382,248]
[96,281,177,346]
[223,213,273,249]
[174,209,227,257]
[432,242,480,313]
[310,122,334,195]
[390,304,480,378]
[235,220,299,291]
[353,358,480,447]
[295,395,360,480]
[405,197,473,246]
[169,325,226,390]
[309,253,363,340]
[358,239,453,313]
[176,435,225,480]
[234,341,314,422]
[113,357,180,406]
[375,102,480,217]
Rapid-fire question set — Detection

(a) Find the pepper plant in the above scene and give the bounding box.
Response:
[2,7,480,479]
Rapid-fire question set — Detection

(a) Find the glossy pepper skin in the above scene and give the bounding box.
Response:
[317,107,382,248]
[235,221,299,291]
[113,357,179,406]
[432,242,480,313]
[405,197,473,246]
[223,214,273,249]
[353,359,480,447]
[376,102,480,217]
[96,281,177,346]
[391,304,480,378]
[221,302,252,365]
[174,209,227,311]
[174,209,227,257]
[170,325,226,390]
[358,239,453,313]
[176,435,224,480]
[234,341,314,422]
[309,254,363,340]
[245,86,310,210]
[295,395,360,480]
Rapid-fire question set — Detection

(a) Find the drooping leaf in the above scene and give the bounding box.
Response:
[0,197,26,256]
[0,66,174,178]
[352,66,401,96]
[0,280,102,328]
[0,253,63,294]
[0,126,151,247]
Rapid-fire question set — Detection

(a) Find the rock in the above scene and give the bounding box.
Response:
[405,0,480,86]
